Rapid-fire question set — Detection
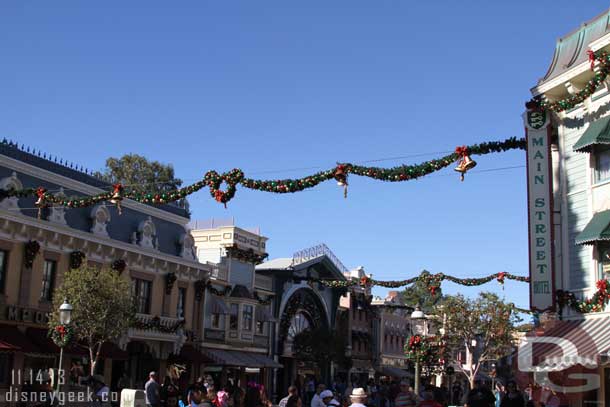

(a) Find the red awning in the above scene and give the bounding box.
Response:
[26,327,88,356]
[0,325,41,354]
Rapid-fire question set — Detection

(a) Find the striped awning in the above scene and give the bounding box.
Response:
[573,116,610,153]
[376,366,412,378]
[575,210,610,245]
[517,317,610,371]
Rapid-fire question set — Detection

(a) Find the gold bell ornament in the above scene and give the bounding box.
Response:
[35,187,47,219]
[109,183,124,215]
[454,146,477,181]
[334,164,348,198]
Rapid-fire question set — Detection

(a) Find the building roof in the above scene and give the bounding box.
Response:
[537,8,610,86]
[255,258,293,270]
[0,140,189,218]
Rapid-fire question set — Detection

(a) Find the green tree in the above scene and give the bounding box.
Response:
[436,292,521,389]
[94,154,183,193]
[49,266,135,375]
[401,270,443,313]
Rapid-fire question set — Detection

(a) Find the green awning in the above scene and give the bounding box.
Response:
[575,210,610,245]
[573,116,610,153]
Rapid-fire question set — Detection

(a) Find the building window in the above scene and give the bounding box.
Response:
[0,250,7,293]
[595,147,610,183]
[177,287,186,319]
[131,278,152,314]
[41,260,56,301]
[243,305,253,331]
[211,314,221,329]
[229,304,239,330]
[599,248,610,280]
[256,320,265,335]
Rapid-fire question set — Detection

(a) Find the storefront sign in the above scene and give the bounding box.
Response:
[524,108,555,311]
[381,357,407,367]
[2,305,49,325]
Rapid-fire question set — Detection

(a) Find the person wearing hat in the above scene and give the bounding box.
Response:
[320,390,334,407]
[145,371,161,407]
[349,388,367,407]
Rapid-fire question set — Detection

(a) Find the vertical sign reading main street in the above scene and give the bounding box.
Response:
[524,108,555,311]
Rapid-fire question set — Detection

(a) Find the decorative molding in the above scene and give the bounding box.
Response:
[0,172,22,212]
[48,187,67,225]
[0,209,210,275]
[137,216,156,250]
[90,204,111,237]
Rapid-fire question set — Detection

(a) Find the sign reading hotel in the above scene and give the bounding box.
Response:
[524,107,555,311]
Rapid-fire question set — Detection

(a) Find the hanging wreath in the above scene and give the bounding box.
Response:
[111,259,127,274]
[24,240,40,269]
[49,324,74,348]
[69,250,86,270]
[165,272,177,295]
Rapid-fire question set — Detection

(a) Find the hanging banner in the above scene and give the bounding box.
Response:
[524,107,556,312]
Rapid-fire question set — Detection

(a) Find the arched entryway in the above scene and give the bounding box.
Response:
[277,287,331,396]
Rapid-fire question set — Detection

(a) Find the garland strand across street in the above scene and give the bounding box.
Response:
[0,137,525,209]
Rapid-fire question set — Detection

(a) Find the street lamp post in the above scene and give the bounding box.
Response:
[410,306,427,398]
[56,300,73,399]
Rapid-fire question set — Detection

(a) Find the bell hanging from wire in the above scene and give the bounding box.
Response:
[109,183,124,215]
[35,187,47,219]
[454,155,477,181]
[334,164,348,198]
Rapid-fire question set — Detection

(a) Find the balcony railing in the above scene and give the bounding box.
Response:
[209,265,228,281]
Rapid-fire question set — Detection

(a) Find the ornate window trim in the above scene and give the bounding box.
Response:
[90,204,111,237]
[0,172,22,212]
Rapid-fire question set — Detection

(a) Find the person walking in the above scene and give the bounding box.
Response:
[500,382,524,407]
[146,372,161,407]
[464,381,495,407]
[394,381,417,407]
[312,384,327,407]
[287,394,303,407]
[349,388,368,407]
[280,386,300,407]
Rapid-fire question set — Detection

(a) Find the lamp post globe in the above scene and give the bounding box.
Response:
[410,305,428,398]
[59,299,73,325]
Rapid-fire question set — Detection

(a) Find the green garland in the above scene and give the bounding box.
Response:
[557,279,610,314]
[311,271,529,290]
[204,280,271,305]
[49,324,74,348]
[132,315,185,333]
[225,245,269,265]
[0,137,525,208]
[527,50,610,113]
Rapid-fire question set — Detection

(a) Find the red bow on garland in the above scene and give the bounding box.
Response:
[359,276,371,287]
[596,279,608,293]
[497,272,506,284]
[214,190,227,208]
[55,325,66,338]
[455,146,469,158]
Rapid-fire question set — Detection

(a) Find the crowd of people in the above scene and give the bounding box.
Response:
[136,372,568,407]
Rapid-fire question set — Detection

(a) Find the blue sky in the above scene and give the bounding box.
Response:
[1,1,608,311]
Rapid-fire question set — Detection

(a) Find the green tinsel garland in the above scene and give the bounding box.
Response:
[1,137,525,208]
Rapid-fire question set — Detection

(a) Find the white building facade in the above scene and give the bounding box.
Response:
[527,9,610,406]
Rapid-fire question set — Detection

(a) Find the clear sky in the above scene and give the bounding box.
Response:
[1,1,608,311]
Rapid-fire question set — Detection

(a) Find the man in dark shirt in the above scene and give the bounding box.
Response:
[465,381,495,407]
